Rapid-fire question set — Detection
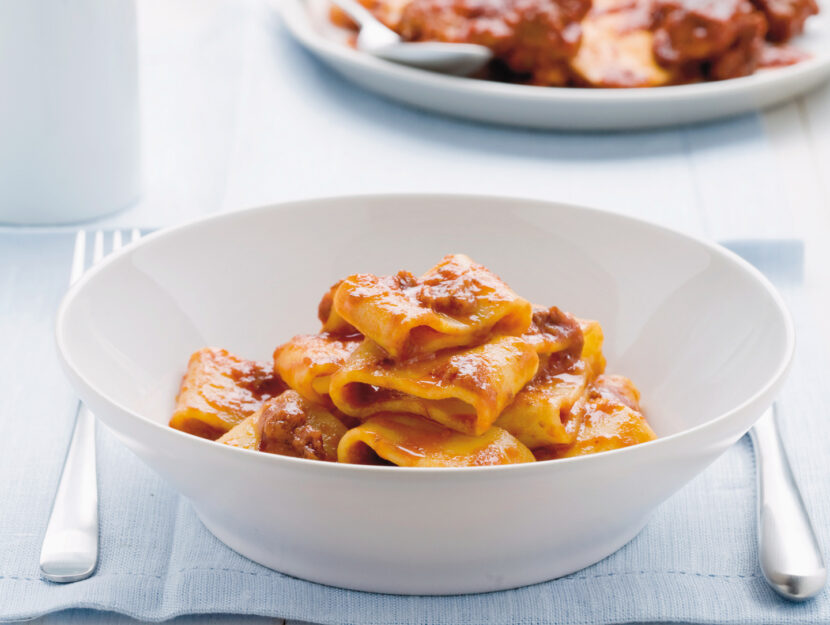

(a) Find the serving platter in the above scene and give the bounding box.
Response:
[279,0,830,130]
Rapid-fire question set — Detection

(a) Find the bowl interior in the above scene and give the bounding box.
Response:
[59,195,791,440]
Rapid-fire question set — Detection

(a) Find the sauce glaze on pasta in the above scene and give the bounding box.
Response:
[170,254,657,466]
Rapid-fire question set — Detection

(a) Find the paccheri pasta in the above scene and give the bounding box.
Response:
[170,254,656,466]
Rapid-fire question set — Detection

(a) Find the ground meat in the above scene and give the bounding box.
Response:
[652,0,767,80]
[417,274,480,316]
[255,391,345,461]
[526,305,584,373]
[396,0,592,85]
[750,0,818,41]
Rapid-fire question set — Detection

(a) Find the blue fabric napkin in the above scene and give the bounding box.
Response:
[0,232,827,624]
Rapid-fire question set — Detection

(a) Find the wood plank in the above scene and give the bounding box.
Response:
[761,97,830,349]
[801,81,830,201]
[683,114,792,240]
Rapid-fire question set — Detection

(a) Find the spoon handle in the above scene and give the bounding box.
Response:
[749,405,826,600]
[328,0,379,28]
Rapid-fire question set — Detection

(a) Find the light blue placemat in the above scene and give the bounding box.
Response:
[0,232,827,624]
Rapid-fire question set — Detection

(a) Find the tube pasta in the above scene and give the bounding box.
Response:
[274,333,361,405]
[171,254,657,466]
[332,254,533,359]
[533,375,657,460]
[170,348,286,440]
[217,415,260,450]
[330,335,539,436]
[338,413,535,467]
[496,319,605,448]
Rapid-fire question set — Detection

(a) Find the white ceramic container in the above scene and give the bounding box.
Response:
[0,0,140,224]
[56,195,794,594]
[280,0,830,130]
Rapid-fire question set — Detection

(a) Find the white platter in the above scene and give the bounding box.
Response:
[56,194,793,594]
[280,0,830,130]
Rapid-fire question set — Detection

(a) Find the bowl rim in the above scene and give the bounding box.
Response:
[55,192,796,476]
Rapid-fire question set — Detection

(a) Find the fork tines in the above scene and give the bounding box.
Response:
[71,229,143,284]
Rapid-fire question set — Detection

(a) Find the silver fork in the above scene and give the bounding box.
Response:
[39,229,141,583]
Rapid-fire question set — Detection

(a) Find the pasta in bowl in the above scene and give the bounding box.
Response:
[56,194,793,594]
[171,254,656,465]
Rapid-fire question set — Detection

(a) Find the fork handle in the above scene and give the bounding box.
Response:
[39,405,99,582]
[750,406,826,600]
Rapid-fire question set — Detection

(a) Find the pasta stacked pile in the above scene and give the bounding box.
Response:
[170,255,656,466]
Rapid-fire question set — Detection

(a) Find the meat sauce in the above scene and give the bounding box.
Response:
[331,0,817,86]
[173,255,657,466]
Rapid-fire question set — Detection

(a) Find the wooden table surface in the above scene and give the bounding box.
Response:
[18,0,830,622]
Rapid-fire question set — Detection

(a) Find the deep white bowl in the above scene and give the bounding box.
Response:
[57,195,794,594]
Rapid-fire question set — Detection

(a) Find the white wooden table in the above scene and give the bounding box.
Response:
[22,0,830,622]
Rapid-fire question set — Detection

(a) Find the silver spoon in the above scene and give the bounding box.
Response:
[750,404,826,600]
[329,0,493,75]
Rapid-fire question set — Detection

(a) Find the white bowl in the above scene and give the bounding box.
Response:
[56,194,794,594]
